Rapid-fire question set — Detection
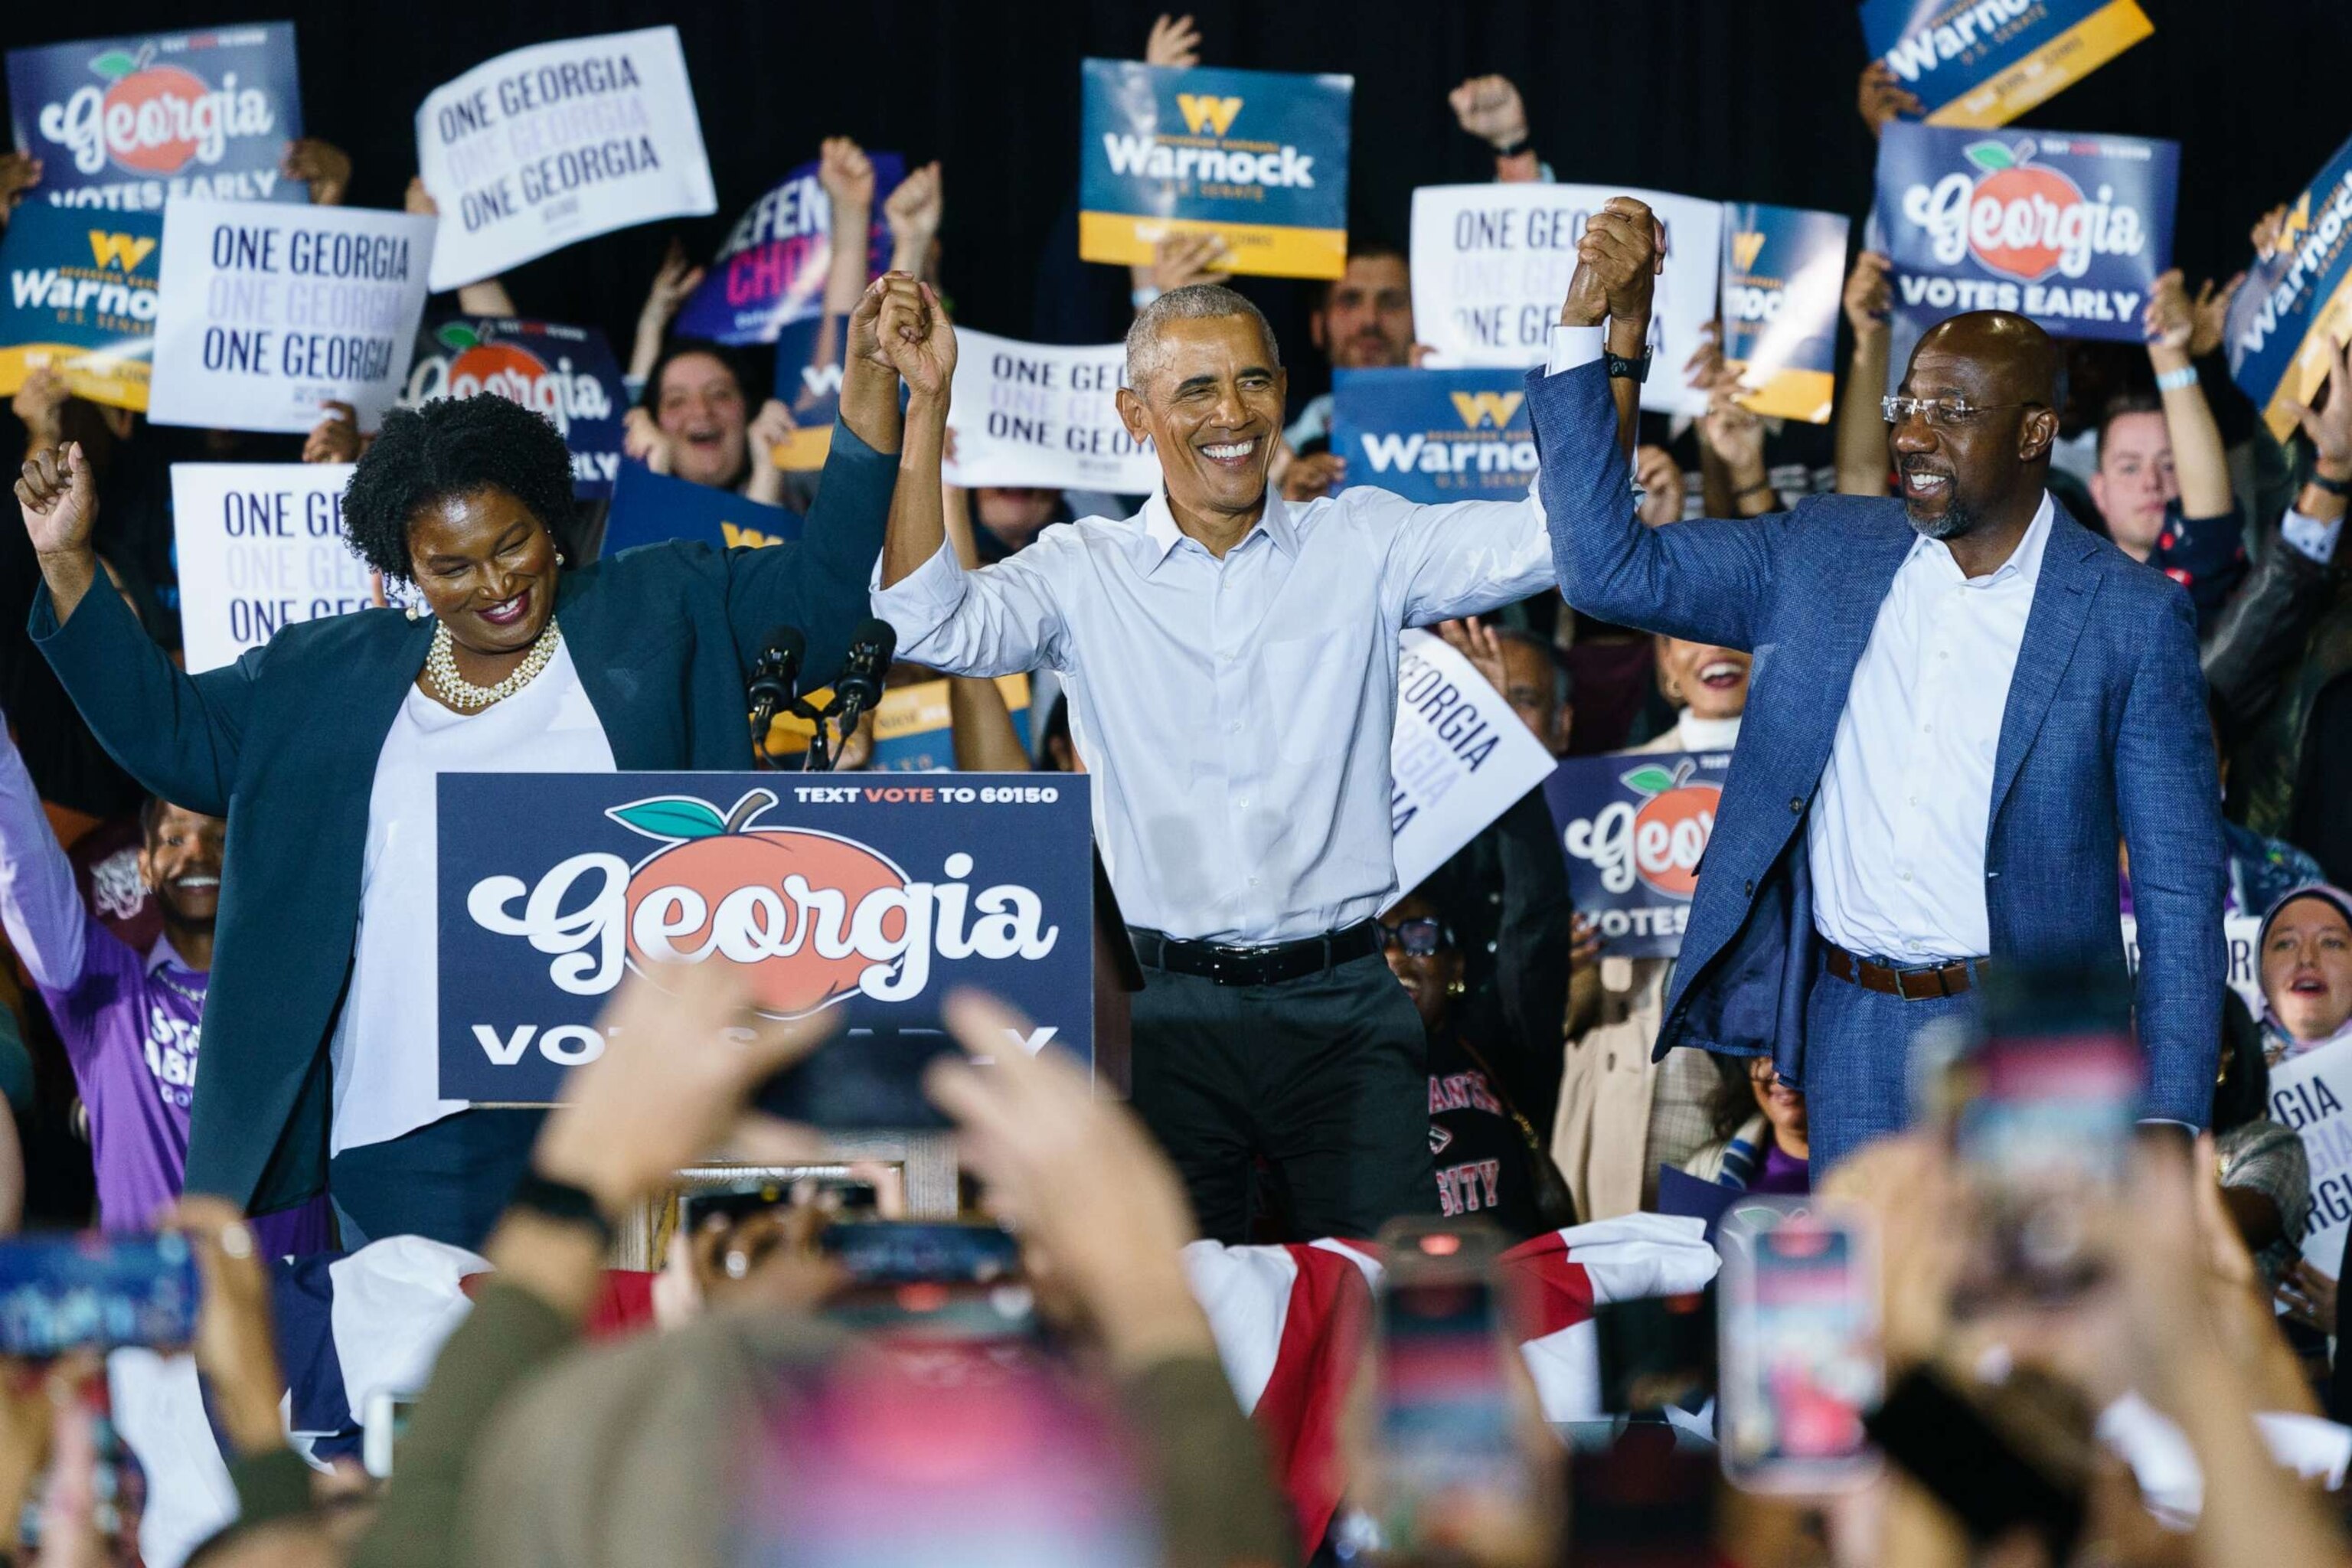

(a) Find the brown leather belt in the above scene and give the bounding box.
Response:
[1821,942,1987,1001]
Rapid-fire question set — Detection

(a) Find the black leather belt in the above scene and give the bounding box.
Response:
[1128,921,1380,987]
[1822,941,1988,1000]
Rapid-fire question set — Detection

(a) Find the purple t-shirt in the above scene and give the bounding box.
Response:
[2,733,332,1255]
[1749,1142,1810,1196]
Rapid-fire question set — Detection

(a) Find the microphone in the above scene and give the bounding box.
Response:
[830,618,897,738]
[747,625,805,743]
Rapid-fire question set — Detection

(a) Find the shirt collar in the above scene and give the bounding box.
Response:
[1909,489,2056,589]
[145,933,200,978]
[1135,489,1298,573]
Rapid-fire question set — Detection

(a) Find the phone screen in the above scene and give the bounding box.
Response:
[1953,965,2143,1306]
[1718,1204,1880,1492]
[1369,1221,1534,1554]
[0,1234,200,1357]
[753,1029,959,1130]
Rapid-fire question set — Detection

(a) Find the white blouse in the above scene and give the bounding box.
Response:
[327,642,616,1155]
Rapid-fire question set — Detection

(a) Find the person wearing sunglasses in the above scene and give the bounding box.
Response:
[1533,199,2223,1174]
[1380,892,1576,1240]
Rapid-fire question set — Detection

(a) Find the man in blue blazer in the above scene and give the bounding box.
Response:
[1532,199,2224,1171]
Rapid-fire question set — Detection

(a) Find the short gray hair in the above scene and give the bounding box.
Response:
[1125,284,1282,397]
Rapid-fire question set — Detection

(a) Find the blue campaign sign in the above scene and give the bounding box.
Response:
[1875,122,2175,344]
[1540,750,1732,961]
[1327,368,1535,506]
[2226,131,2352,447]
[436,772,1095,1103]
[1078,59,1351,280]
[672,153,903,346]
[1720,204,1850,425]
[1860,0,2151,128]
[403,318,626,498]
[0,202,161,410]
[8,24,304,211]
[600,460,801,557]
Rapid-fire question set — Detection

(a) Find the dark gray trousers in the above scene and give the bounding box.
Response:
[1129,951,1435,1243]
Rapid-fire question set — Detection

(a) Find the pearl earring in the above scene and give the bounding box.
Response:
[555,550,567,566]
[405,603,421,622]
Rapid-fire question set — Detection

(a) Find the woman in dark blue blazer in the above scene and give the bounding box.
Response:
[16,289,905,1250]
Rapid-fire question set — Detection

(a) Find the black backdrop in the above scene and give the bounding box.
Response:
[8,0,2352,403]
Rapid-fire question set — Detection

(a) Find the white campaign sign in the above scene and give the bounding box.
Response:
[414,27,717,290]
[171,463,372,673]
[148,201,433,434]
[1409,183,1723,417]
[2121,912,2263,1017]
[2269,1038,2352,1279]
[942,329,1161,493]
[1387,629,1561,908]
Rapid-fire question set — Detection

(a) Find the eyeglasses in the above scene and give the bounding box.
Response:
[1880,395,2042,430]
[1378,917,1446,957]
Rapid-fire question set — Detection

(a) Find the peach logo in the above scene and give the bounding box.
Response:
[405,322,614,437]
[1899,138,2148,284]
[35,44,279,178]
[465,788,1060,1018]
[1562,760,1720,900]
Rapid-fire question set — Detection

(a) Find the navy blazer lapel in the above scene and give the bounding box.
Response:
[1988,512,2103,828]
[550,567,678,770]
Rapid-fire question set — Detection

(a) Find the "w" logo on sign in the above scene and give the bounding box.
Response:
[1730,230,1766,272]
[86,230,157,271]
[1175,93,1243,137]
[1449,390,1525,430]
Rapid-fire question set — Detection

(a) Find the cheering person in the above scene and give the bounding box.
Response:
[14,286,906,1251]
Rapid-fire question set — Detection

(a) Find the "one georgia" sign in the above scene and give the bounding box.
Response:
[436,773,1093,1103]
[1540,750,1730,959]
[1875,122,2177,343]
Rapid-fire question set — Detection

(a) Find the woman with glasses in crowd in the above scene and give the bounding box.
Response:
[1382,886,1576,1241]
[1685,1054,1810,1195]
[14,287,906,1251]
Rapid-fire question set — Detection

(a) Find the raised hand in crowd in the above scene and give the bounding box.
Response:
[2277,1255,2337,1334]
[1136,230,1230,309]
[166,1194,287,1459]
[303,399,364,465]
[11,364,69,454]
[620,405,673,474]
[1701,368,1775,517]
[743,398,797,505]
[1634,442,1686,526]
[1277,448,1347,503]
[627,235,706,384]
[2189,272,2243,361]
[0,152,40,227]
[2251,201,2292,260]
[283,137,351,206]
[1857,60,1922,138]
[15,443,100,620]
[1436,615,1513,696]
[1449,74,1538,180]
[1144,11,1203,69]
[925,990,1211,1371]
[2278,333,2352,488]
[1836,250,1896,497]
[883,158,945,283]
[2143,266,2233,524]
[874,273,956,402]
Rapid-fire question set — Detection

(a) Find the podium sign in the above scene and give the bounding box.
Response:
[436,772,1094,1104]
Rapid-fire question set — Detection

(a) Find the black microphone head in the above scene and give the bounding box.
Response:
[764,624,807,665]
[852,617,897,668]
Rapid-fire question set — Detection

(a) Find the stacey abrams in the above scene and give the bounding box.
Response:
[16,281,907,1250]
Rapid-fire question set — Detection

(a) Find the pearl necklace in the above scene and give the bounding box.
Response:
[424,618,562,711]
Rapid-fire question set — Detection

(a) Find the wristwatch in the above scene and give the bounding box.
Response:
[1491,133,1533,160]
[508,1169,616,1249]
[1606,348,1652,384]
[2311,469,2350,497]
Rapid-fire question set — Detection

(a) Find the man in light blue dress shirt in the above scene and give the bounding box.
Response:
[867,270,1630,1240]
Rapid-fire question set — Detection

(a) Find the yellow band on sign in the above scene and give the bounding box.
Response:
[1929,0,2153,128]
[1080,211,1348,281]
[772,423,835,473]
[1730,364,1837,426]
[763,674,1033,757]
[0,344,150,412]
[2260,270,2352,445]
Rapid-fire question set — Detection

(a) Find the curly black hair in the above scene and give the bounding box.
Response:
[341,394,576,581]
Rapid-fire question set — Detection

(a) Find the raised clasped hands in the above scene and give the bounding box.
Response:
[1560,196,1661,332]
[874,273,956,401]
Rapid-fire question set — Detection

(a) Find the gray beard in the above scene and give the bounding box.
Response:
[1905,493,1976,541]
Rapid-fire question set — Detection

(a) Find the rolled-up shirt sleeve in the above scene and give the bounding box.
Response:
[871,538,1071,678]
[0,723,88,993]
[2282,506,2344,567]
